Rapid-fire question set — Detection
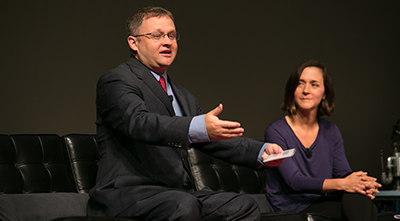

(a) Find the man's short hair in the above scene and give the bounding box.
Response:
[126,6,174,37]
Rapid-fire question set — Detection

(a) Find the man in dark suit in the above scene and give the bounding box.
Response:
[88,6,284,221]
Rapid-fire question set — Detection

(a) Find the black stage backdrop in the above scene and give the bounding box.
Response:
[1,1,399,182]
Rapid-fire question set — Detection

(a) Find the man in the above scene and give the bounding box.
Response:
[88,6,283,221]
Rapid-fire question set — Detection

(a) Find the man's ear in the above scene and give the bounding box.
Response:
[127,36,138,52]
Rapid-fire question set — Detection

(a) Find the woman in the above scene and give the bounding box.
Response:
[264,60,381,220]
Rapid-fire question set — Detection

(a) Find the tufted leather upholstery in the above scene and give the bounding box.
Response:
[188,147,267,194]
[0,134,75,194]
[0,134,137,221]
[187,147,304,220]
[62,134,98,193]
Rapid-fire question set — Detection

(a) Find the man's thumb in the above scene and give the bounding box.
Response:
[210,103,223,116]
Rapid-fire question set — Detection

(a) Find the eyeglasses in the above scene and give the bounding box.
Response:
[133,32,180,41]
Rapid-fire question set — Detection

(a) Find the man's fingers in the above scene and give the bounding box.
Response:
[264,159,284,167]
[212,128,244,140]
[220,127,244,134]
[265,143,283,155]
[212,134,242,141]
[272,145,283,154]
[219,119,242,129]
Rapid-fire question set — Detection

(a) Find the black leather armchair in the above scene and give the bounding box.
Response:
[0,134,135,221]
[187,147,272,212]
[62,134,98,194]
[0,134,88,221]
[187,147,304,221]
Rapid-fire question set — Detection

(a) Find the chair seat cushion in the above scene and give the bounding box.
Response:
[0,193,88,221]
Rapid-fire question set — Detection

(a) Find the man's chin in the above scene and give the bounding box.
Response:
[159,60,174,69]
[153,64,171,74]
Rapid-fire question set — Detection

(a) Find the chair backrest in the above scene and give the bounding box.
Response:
[187,147,267,194]
[187,148,272,213]
[61,134,268,194]
[62,134,98,193]
[0,134,75,193]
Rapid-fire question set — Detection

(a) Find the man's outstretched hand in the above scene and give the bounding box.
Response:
[205,104,284,167]
[205,104,244,141]
[262,143,284,167]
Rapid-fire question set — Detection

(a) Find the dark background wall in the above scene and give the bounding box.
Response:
[1,1,399,182]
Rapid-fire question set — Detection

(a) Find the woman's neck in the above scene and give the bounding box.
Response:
[285,110,319,149]
[287,110,318,129]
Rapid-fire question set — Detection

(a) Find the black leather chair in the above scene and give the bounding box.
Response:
[0,134,74,193]
[60,134,138,221]
[0,134,89,221]
[62,134,99,194]
[0,134,136,221]
[187,147,270,210]
[187,147,303,221]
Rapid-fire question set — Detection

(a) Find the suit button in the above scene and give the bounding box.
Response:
[183,183,188,187]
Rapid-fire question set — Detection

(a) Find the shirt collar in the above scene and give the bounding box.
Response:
[150,70,168,82]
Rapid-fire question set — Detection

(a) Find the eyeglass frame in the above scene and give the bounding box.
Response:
[133,32,180,41]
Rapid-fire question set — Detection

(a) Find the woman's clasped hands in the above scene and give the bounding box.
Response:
[342,171,382,199]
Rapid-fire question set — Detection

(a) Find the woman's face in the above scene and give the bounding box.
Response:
[294,66,326,113]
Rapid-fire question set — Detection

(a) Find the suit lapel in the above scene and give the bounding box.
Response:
[127,57,175,116]
[143,72,176,116]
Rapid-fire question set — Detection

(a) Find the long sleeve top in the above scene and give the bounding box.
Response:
[264,117,352,213]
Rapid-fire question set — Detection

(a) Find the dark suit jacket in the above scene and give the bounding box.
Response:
[88,56,265,217]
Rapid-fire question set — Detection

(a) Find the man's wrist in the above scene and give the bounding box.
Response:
[257,143,269,167]
[188,114,210,143]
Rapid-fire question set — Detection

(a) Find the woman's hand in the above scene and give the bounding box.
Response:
[342,171,381,199]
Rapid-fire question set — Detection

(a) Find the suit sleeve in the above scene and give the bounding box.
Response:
[191,137,265,170]
[96,70,193,146]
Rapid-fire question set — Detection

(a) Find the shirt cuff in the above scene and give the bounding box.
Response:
[257,143,269,167]
[188,114,210,143]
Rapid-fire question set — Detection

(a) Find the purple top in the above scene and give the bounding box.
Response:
[264,117,352,213]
